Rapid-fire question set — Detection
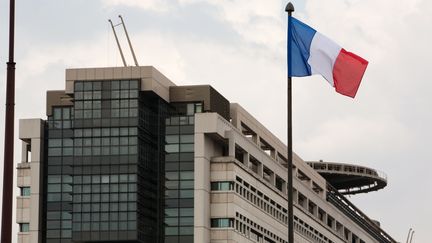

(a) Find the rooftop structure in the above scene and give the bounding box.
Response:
[307,161,387,195]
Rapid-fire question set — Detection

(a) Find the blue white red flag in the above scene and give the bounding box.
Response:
[288,17,368,98]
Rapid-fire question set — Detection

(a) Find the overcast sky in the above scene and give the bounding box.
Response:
[0,0,430,241]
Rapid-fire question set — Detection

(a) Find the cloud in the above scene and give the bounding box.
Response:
[102,0,173,12]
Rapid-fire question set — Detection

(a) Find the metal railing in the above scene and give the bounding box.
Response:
[326,183,397,243]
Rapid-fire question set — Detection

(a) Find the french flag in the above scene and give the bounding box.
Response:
[288,17,368,98]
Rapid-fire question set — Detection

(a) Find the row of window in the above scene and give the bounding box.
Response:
[230,152,361,242]
[72,184,137,194]
[164,207,194,236]
[163,112,195,241]
[235,213,286,243]
[165,116,196,126]
[74,90,138,100]
[74,80,139,92]
[73,192,137,203]
[211,177,336,243]
[74,108,138,119]
[74,99,138,110]
[74,127,137,138]
[47,165,137,175]
[47,174,135,184]
[73,220,136,231]
[217,174,362,243]
[51,107,73,121]
[72,211,136,223]
[72,202,136,213]
[48,145,138,156]
[294,216,332,243]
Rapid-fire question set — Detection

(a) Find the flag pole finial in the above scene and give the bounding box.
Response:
[285,2,294,14]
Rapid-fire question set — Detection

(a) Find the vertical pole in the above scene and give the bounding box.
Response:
[285,2,294,243]
[1,0,16,242]
[109,19,127,67]
[118,15,139,67]
[406,228,412,243]
[409,231,415,243]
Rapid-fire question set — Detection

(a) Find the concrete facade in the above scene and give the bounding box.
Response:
[17,119,45,243]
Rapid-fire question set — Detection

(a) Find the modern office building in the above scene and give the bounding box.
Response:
[16,66,397,243]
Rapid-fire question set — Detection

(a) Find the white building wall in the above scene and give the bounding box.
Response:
[194,112,381,243]
[17,119,44,243]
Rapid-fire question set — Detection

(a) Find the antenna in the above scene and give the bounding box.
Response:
[119,15,139,66]
[108,18,127,67]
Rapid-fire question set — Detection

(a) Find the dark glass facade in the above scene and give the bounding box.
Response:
[44,79,200,243]
[163,103,201,243]
[46,106,74,243]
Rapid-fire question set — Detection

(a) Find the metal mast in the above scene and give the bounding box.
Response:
[109,19,127,67]
[285,2,295,243]
[118,15,139,66]
[1,0,16,242]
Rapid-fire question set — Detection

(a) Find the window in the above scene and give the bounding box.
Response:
[20,187,31,196]
[211,218,234,228]
[211,181,234,191]
[19,223,29,232]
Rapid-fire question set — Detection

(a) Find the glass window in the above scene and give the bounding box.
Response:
[48,148,62,156]
[83,82,92,91]
[165,208,178,217]
[179,226,193,235]
[186,104,195,115]
[112,81,120,90]
[180,181,194,189]
[63,138,73,147]
[165,227,178,235]
[165,217,178,226]
[75,82,83,91]
[101,175,110,184]
[120,90,129,99]
[19,223,30,232]
[180,144,194,152]
[165,144,179,153]
[129,127,138,135]
[180,171,194,180]
[75,92,83,100]
[93,91,101,99]
[121,80,129,89]
[130,90,138,98]
[53,108,62,120]
[180,190,193,198]
[180,135,194,143]
[179,208,193,217]
[180,217,193,226]
[47,193,61,202]
[130,99,138,108]
[48,176,61,184]
[211,181,233,191]
[210,218,234,228]
[130,80,139,89]
[166,172,179,180]
[93,81,102,90]
[48,139,62,147]
[48,184,61,193]
[195,103,203,113]
[83,91,92,100]
[165,135,179,144]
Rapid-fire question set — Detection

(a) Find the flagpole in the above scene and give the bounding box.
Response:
[285,2,294,243]
[1,0,16,242]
